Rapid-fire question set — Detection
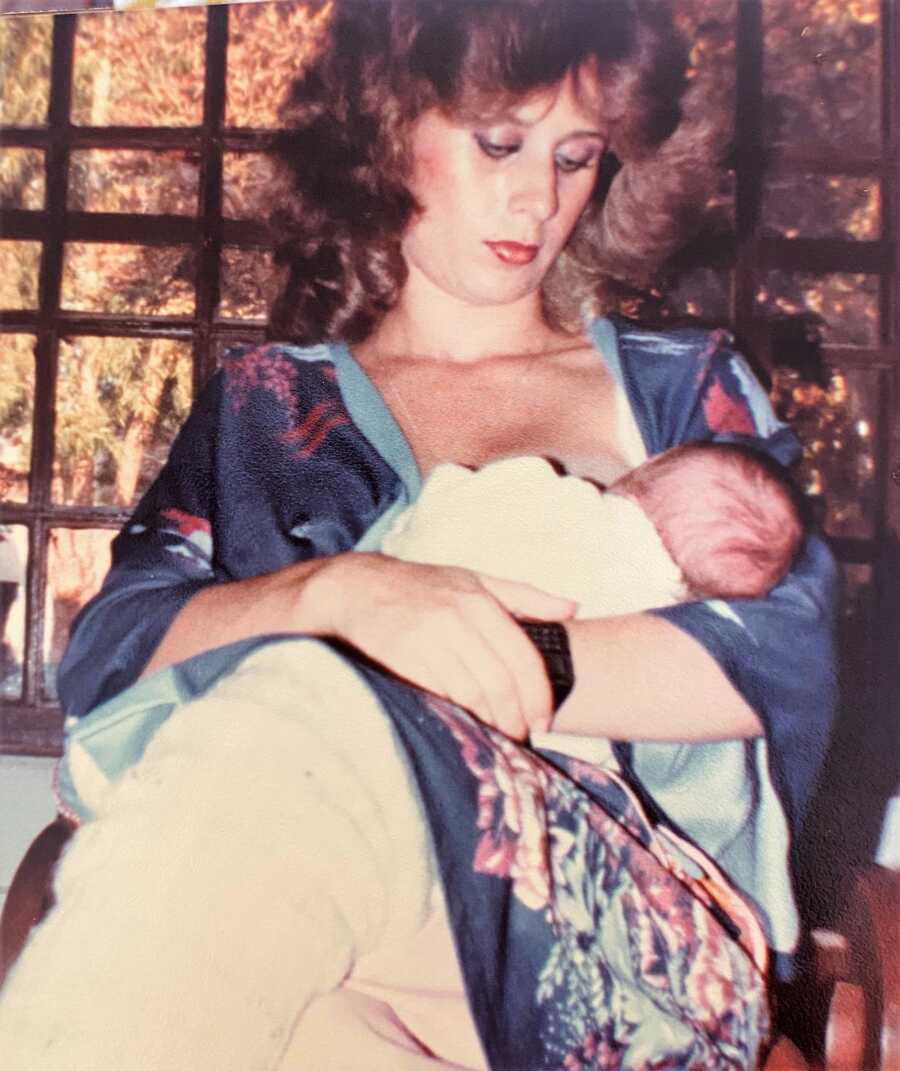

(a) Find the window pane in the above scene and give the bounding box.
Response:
[0,241,41,310]
[0,15,52,128]
[0,524,27,701]
[71,8,205,128]
[44,527,117,702]
[218,247,274,321]
[756,272,879,346]
[673,0,737,108]
[0,334,36,504]
[761,174,880,240]
[54,336,192,508]
[226,0,330,128]
[222,152,276,220]
[0,148,45,210]
[61,243,195,316]
[69,150,200,215]
[772,364,878,539]
[763,0,881,152]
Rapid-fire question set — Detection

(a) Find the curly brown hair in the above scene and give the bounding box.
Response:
[267,0,728,343]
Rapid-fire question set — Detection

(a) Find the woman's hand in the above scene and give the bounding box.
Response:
[301,552,576,740]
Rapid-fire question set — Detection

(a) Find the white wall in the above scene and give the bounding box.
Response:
[0,755,57,911]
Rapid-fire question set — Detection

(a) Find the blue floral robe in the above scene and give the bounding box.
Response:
[57,316,838,1069]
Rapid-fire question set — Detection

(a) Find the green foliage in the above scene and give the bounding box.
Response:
[0,16,51,127]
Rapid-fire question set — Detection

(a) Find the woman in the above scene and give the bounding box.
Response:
[1,2,837,1068]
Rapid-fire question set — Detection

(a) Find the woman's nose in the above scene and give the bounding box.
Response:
[509,163,559,221]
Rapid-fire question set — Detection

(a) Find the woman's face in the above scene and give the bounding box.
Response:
[401,70,605,314]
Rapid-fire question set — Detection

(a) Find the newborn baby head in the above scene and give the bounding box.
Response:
[610,442,804,600]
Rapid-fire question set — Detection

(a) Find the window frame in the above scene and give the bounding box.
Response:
[0,7,274,752]
[0,0,898,756]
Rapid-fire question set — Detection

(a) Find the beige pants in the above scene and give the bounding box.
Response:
[0,642,485,1071]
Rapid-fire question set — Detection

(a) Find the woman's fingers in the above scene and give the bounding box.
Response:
[422,641,530,741]
[455,594,555,735]
[476,573,577,622]
[306,554,560,737]
[388,596,542,739]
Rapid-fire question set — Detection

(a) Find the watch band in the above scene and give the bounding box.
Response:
[517,620,575,711]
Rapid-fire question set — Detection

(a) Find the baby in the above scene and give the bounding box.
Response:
[382,441,804,765]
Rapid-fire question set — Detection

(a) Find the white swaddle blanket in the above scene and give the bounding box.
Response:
[381,456,687,766]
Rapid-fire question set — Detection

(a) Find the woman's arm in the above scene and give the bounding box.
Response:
[563,323,839,829]
[58,343,573,731]
[554,612,762,740]
[57,377,224,718]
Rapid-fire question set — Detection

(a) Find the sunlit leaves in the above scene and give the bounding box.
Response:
[54,337,192,508]
[68,150,199,215]
[0,16,51,127]
[763,0,881,151]
[71,7,205,127]
[0,242,41,309]
[0,337,35,504]
[61,244,196,316]
[226,0,330,127]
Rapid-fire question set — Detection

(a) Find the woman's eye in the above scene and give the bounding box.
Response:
[554,151,600,174]
[474,133,519,159]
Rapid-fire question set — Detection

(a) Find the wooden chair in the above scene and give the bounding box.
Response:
[1,817,897,1070]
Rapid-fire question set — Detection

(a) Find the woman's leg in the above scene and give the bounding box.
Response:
[0,640,436,1071]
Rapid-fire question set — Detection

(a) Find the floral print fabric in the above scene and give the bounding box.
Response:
[58,317,838,1067]
[355,670,769,1069]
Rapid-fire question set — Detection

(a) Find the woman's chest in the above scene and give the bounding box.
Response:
[372,355,645,486]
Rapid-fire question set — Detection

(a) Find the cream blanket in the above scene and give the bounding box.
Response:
[382,456,687,765]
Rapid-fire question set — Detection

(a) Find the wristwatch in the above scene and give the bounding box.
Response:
[517,621,575,711]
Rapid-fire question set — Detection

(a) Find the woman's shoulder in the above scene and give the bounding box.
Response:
[218,339,341,376]
[605,313,740,366]
[593,314,793,455]
[208,339,345,415]
[599,312,763,409]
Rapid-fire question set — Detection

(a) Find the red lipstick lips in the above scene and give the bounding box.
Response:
[485,241,539,266]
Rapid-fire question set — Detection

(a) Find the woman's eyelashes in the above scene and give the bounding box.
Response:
[473,132,519,159]
[473,132,603,172]
[554,147,603,173]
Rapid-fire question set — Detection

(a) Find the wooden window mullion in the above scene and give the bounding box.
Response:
[193,4,229,392]
[732,0,765,358]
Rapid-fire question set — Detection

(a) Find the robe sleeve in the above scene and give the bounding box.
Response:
[56,374,225,719]
[642,338,840,833]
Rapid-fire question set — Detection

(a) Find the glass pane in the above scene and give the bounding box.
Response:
[761,174,880,240]
[69,150,200,215]
[756,272,879,347]
[218,248,274,321]
[0,149,45,210]
[61,243,195,316]
[673,0,737,105]
[0,334,36,504]
[0,15,52,127]
[665,266,732,323]
[0,525,27,701]
[222,152,276,220]
[54,336,192,508]
[771,364,878,539]
[71,8,205,127]
[0,241,41,310]
[44,527,117,702]
[763,0,881,152]
[226,0,330,128]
